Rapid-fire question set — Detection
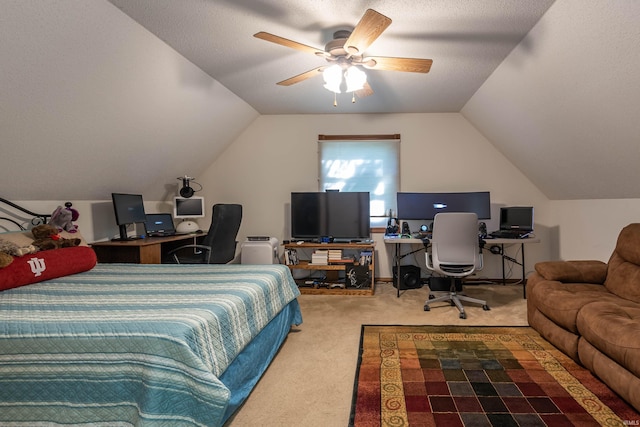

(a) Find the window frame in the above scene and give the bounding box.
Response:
[318,134,400,232]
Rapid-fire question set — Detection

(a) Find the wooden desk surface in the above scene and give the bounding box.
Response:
[383,236,540,245]
[91,233,203,247]
[91,233,204,264]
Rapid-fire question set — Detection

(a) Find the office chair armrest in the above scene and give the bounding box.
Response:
[425,253,434,270]
[534,260,607,284]
[167,244,212,264]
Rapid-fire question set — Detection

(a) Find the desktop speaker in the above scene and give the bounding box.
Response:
[392,265,423,290]
[401,221,411,235]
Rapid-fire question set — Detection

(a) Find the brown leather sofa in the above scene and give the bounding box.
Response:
[527,223,640,412]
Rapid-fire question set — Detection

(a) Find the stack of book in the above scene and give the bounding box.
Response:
[311,250,329,265]
[328,249,342,263]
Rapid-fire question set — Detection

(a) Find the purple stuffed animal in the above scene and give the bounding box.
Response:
[49,202,79,233]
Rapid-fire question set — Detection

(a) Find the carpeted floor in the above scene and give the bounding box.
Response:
[227,281,530,426]
[350,325,639,426]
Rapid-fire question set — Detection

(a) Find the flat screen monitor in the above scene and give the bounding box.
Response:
[290,192,371,241]
[499,206,534,231]
[396,191,491,220]
[111,193,147,241]
[173,196,205,219]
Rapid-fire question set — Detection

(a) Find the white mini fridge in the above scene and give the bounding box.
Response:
[240,237,279,264]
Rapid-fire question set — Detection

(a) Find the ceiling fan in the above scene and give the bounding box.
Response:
[254,9,433,101]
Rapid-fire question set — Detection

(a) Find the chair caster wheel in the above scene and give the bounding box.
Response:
[428,294,435,300]
[424,305,430,311]
[482,305,490,311]
[459,312,467,319]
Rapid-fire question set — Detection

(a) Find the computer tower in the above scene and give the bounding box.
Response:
[240,237,279,264]
[392,265,423,289]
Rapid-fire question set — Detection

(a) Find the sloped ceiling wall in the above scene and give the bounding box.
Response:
[2,1,639,203]
[462,0,640,200]
[0,0,258,201]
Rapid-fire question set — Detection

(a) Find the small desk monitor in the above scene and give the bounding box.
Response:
[173,196,205,233]
[499,206,534,231]
[111,193,147,241]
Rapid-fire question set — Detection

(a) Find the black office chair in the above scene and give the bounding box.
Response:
[168,204,242,264]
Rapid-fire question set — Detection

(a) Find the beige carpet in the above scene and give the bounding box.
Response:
[225,281,528,426]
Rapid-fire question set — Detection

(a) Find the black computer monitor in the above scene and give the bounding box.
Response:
[499,206,534,231]
[396,191,491,220]
[111,193,147,241]
[290,191,371,241]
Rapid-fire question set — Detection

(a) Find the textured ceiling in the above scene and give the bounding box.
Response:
[108,0,556,114]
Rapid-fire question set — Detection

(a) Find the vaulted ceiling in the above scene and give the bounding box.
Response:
[2,1,639,201]
[108,0,555,114]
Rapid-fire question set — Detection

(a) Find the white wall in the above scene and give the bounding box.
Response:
[549,199,640,261]
[1,0,258,202]
[197,112,552,279]
[7,114,640,280]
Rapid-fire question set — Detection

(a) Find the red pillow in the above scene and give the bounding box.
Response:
[0,246,97,291]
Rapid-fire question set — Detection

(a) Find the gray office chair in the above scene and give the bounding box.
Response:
[168,204,242,264]
[424,212,490,319]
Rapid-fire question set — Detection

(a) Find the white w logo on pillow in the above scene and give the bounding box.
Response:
[27,257,46,277]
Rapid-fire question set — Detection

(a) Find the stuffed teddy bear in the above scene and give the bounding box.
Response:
[31,224,81,251]
[49,202,79,233]
[0,239,38,269]
[0,252,12,269]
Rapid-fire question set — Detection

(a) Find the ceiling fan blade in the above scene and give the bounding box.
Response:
[277,66,325,86]
[355,81,374,98]
[254,31,325,56]
[364,56,433,73]
[344,9,392,56]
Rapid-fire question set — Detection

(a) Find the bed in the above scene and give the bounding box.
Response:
[0,199,302,426]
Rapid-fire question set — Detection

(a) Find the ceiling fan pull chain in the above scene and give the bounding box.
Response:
[334,92,337,107]
[352,93,356,103]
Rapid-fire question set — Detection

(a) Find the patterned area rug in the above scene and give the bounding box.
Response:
[350,326,639,426]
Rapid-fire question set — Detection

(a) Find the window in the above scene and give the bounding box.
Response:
[318,134,400,228]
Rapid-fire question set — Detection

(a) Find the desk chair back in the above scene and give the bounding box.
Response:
[169,204,242,264]
[203,204,243,264]
[424,212,489,318]
[428,212,481,277]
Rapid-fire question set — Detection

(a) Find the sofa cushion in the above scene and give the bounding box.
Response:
[577,301,640,379]
[605,223,640,303]
[534,260,607,283]
[528,281,614,333]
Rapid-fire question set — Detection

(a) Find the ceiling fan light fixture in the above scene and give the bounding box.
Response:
[322,64,343,93]
[345,65,367,92]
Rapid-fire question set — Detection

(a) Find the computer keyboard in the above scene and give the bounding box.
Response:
[489,230,532,239]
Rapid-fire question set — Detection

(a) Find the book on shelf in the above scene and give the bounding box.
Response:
[328,259,357,264]
[359,250,373,266]
[284,248,299,265]
[311,249,328,265]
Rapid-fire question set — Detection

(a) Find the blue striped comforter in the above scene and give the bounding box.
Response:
[0,263,301,426]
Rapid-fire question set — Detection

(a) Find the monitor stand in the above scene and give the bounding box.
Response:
[111,224,142,241]
[176,220,199,233]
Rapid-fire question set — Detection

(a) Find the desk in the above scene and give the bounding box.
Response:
[483,237,540,298]
[384,236,426,297]
[384,236,540,298]
[91,233,204,264]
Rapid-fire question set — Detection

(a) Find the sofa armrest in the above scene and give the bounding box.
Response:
[534,260,607,284]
